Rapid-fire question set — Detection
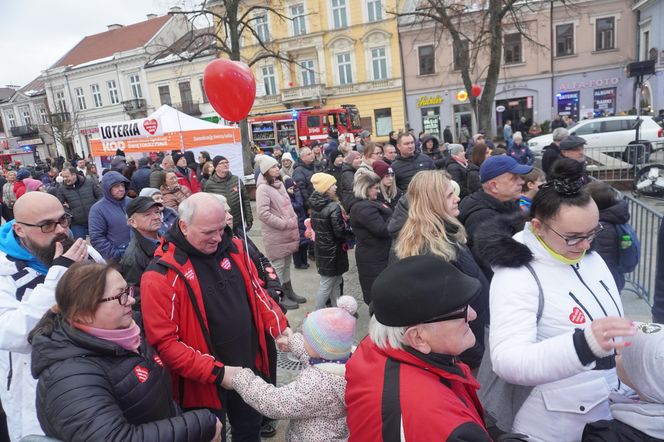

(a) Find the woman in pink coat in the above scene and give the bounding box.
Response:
[255,156,306,308]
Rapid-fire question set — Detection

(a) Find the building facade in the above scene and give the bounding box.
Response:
[41,11,190,159]
[400,0,638,140]
[222,0,405,142]
[633,0,664,114]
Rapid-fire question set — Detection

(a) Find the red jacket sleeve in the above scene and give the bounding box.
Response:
[140,270,222,384]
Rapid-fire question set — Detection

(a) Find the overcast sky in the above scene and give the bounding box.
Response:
[0,0,187,87]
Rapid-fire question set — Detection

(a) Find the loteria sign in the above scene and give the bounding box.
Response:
[98,117,163,141]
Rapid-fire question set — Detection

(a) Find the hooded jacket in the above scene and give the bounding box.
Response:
[592,199,630,292]
[203,172,253,231]
[309,192,354,277]
[391,152,435,192]
[56,174,101,226]
[255,175,299,261]
[420,135,448,169]
[89,171,131,261]
[31,315,217,441]
[475,219,624,441]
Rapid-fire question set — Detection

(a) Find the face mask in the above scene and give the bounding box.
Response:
[533,226,586,265]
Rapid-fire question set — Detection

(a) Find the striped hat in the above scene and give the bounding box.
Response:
[302,295,357,361]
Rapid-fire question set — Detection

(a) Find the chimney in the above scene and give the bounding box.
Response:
[107,24,123,31]
[169,6,182,13]
[146,13,157,20]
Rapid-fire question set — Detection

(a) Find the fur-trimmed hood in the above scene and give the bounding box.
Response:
[472,213,532,269]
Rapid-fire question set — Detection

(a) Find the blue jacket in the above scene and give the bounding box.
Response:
[89,172,131,261]
[130,165,151,194]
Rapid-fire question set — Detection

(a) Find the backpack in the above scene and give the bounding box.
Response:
[615,223,640,274]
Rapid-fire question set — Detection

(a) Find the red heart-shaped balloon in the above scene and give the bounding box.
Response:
[204,59,256,122]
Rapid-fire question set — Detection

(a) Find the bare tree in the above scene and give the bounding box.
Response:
[42,106,80,161]
[395,0,573,134]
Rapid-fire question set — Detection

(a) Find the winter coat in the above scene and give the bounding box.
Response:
[507,142,535,165]
[288,183,310,245]
[31,315,216,441]
[458,189,522,243]
[232,333,349,442]
[204,172,253,230]
[466,162,481,194]
[130,165,152,194]
[2,182,16,208]
[13,181,26,200]
[309,192,354,277]
[255,175,299,260]
[160,184,191,211]
[338,164,358,213]
[89,171,131,261]
[56,174,102,226]
[0,222,103,441]
[391,152,435,192]
[140,232,287,410]
[175,167,201,194]
[376,187,403,212]
[120,228,159,308]
[592,199,630,292]
[349,199,392,305]
[421,135,448,169]
[292,160,319,208]
[443,128,454,144]
[542,143,562,178]
[476,223,624,442]
[446,159,470,199]
[345,337,490,442]
[584,419,664,442]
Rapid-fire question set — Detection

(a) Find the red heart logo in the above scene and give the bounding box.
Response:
[133,365,150,383]
[143,119,158,135]
[569,307,586,324]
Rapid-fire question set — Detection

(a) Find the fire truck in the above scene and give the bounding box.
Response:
[248,104,363,149]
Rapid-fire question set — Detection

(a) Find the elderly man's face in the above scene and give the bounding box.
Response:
[561,146,585,162]
[414,305,478,356]
[301,150,314,165]
[180,203,226,254]
[61,170,78,186]
[491,172,524,202]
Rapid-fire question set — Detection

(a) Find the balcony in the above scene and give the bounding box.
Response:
[48,112,70,126]
[10,125,39,138]
[281,85,324,104]
[122,98,148,118]
[175,101,201,116]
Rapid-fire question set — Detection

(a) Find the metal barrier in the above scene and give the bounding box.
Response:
[623,193,662,306]
[584,144,650,184]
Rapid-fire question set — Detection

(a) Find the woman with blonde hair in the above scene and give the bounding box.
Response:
[355,142,383,177]
[393,170,489,369]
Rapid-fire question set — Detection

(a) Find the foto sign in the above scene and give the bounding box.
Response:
[98,117,163,141]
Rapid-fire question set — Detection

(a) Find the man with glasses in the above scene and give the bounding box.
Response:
[345,255,492,441]
[0,192,103,440]
[203,155,253,235]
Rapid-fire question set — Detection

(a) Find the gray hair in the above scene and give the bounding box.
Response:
[552,127,569,142]
[178,193,225,224]
[448,143,464,156]
[513,131,523,141]
[353,171,380,199]
[299,147,312,156]
[369,316,407,350]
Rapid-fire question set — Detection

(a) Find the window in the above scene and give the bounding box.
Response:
[91,84,103,107]
[39,107,48,124]
[199,78,208,103]
[367,0,382,22]
[374,108,392,136]
[159,85,171,105]
[371,47,388,80]
[337,53,352,84]
[596,17,615,51]
[255,15,270,43]
[129,74,142,99]
[556,24,574,56]
[74,87,86,110]
[107,80,120,104]
[422,107,441,138]
[307,115,321,128]
[291,4,306,36]
[332,0,348,29]
[262,66,277,96]
[6,111,15,128]
[301,60,316,86]
[55,91,67,112]
[573,121,599,136]
[504,33,522,64]
[21,108,32,125]
[418,45,434,75]
[179,82,193,104]
[643,30,650,60]
[453,40,469,71]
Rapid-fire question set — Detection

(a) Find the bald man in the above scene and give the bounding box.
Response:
[141,193,289,440]
[0,192,104,440]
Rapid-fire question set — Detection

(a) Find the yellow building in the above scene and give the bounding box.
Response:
[228,0,405,142]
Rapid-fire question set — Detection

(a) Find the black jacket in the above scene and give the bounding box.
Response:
[466,162,481,194]
[391,152,435,192]
[446,159,470,199]
[203,172,253,230]
[542,142,562,178]
[309,192,354,276]
[593,199,630,291]
[31,314,216,442]
[120,228,159,308]
[443,128,454,144]
[421,136,448,169]
[292,160,319,209]
[458,189,522,244]
[583,419,664,442]
[350,199,393,304]
[56,175,102,226]
[339,164,358,213]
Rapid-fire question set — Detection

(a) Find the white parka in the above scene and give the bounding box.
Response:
[489,225,624,442]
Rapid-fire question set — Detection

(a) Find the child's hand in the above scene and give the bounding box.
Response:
[221,366,242,390]
[275,327,293,351]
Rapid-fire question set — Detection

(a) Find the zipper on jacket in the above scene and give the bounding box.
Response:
[571,265,609,317]
[6,352,11,391]
[599,280,623,318]
[568,292,595,322]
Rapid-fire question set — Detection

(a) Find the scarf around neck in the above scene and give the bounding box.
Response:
[74,320,141,353]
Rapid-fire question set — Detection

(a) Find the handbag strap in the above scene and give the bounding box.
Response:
[524,262,544,323]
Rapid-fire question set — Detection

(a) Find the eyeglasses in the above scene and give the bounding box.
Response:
[98,286,134,305]
[16,213,72,233]
[422,304,469,324]
[541,222,604,246]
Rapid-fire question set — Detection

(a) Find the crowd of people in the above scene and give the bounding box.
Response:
[0,126,661,442]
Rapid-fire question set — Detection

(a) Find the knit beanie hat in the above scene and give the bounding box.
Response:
[302,295,357,360]
[281,152,294,163]
[344,151,361,164]
[172,152,185,165]
[212,155,228,169]
[257,155,279,174]
[16,169,31,181]
[620,322,664,403]
[311,172,336,193]
[372,160,392,179]
[24,178,44,192]
[139,187,161,198]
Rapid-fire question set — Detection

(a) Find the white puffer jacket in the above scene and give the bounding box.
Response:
[489,224,624,442]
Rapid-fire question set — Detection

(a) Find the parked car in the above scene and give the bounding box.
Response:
[527,116,664,156]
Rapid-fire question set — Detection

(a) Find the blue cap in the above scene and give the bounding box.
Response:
[480,156,533,183]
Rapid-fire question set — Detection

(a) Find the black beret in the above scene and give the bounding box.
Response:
[371,256,481,327]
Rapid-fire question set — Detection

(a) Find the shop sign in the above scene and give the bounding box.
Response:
[503,82,528,91]
[80,127,99,135]
[17,137,43,146]
[417,95,443,108]
[559,77,619,91]
[593,87,616,116]
[496,105,506,112]
[557,91,580,120]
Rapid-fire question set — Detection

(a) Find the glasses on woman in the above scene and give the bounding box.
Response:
[541,222,604,246]
[16,213,72,233]
[98,286,135,305]
[422,304,469,324]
